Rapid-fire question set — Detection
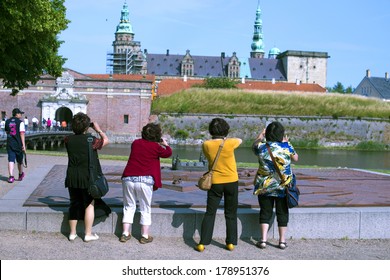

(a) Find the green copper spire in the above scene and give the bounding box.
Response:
[116,1,133,34]
[250,1,265,58]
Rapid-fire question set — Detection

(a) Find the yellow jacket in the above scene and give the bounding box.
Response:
[202,138,242,184]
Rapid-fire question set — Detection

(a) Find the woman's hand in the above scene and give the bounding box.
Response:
[257,129,266,141]
[160,138,169,146]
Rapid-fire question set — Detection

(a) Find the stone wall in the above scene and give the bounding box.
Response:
[155,113,390,147]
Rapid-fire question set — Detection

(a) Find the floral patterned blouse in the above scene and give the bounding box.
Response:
[252,141,297,197]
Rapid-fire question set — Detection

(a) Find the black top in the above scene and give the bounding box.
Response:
[65,134,102,189]
[5,117,23,151]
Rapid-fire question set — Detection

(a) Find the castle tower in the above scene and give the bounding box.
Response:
[107,1,147,74]
[250,1,265,58]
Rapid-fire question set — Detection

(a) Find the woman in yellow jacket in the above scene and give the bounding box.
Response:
[196,118,242,252]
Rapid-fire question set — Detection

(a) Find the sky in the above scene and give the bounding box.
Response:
[59,0,390,88]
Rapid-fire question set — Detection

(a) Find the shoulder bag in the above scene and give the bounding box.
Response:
[197,140,225,191]
[266,143,299,208]
[87,136,109,199]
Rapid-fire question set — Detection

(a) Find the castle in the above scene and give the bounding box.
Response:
[0,1,329,139]
[106,1,329,89]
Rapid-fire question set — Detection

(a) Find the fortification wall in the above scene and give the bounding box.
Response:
[154,113,390,147]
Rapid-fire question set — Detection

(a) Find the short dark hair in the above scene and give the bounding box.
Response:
[209,118,230,138]
[71,112,90,135]
[265,121,285,142]
[142,123,162,142]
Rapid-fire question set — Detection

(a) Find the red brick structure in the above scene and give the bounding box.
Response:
[0,69,154,140]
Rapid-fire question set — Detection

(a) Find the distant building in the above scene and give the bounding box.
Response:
[106,1,329,90]
[353,69,390,100]
[0,69,154,138]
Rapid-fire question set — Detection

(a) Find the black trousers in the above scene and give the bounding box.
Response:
[200,181,238,245]
[258,195,289,227]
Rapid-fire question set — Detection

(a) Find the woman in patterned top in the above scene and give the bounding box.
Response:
[252,121,298,249]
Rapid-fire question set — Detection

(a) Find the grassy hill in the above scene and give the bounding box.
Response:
[152,88,390,119]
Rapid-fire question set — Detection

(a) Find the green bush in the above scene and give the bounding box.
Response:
[174,129,189,140]
[193,77,239,89]
[355,141,386,151]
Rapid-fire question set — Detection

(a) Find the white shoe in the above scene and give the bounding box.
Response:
[84,233,99,242]
[68,234,78,241]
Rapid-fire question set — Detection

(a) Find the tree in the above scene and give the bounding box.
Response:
[193,77,239,89]
[0,0,69,95]
[332,82,345,93]
[327,82,355,94]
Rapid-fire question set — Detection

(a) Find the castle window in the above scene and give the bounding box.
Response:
[300,65,303,68]
[124,115,129,124]
[313,65,317,69]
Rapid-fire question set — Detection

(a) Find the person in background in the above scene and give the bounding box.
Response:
[120,123,172,244]
[61,120,67,131]
[252,121,298,250]
[64,112,111,242]
[195,118,242,252]
[46,118,51,131]
[5,108,26,183]
[31,116,38,132]
[0,118,5,133]
[24,116,29,131]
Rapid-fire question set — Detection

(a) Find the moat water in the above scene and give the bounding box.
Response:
[96,144,389,170]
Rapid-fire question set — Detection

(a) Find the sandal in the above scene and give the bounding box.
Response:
[279,242,287,250]
[256,240,267,249]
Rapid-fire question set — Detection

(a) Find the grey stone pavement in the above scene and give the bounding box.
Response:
[0,152,390,261]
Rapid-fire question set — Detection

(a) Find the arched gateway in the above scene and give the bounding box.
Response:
[40,72,87,126]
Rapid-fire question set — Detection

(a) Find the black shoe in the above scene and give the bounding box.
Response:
[256,240,267,249]
[279,242,287,249]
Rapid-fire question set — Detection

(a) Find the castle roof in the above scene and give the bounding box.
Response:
[146,53,288,81]
[157,78,326,96]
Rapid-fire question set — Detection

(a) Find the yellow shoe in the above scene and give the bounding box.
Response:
[195,244,205,252]
[226,244,235,251]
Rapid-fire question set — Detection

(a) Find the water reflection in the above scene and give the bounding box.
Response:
[97,144,390,170]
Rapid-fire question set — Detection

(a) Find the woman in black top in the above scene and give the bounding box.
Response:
[65,112,110,242]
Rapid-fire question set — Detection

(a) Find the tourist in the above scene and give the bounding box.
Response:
[24,116,29,131]
[61,120,67,131]
[0,118,5,133]
[46,118,51,131]
[252,121,298,249]
[120,123,172,244]
[195,118,242,252]
[31,116,38,131]
[4,108,26,183]
[64,112,111,242]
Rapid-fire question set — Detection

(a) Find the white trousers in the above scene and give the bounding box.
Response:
[122,178,153,226]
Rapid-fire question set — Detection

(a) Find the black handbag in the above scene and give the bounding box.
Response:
[87,136,109,199]
[266,143,300,208]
